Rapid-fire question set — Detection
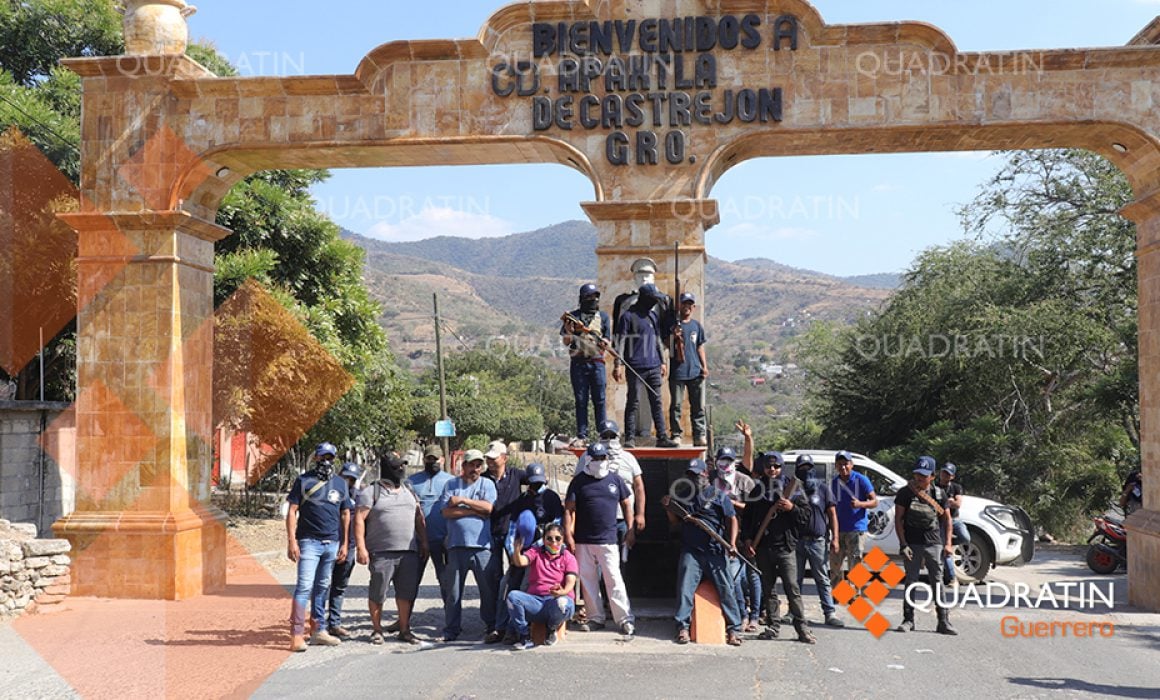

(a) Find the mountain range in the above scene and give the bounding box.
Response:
[343,221,897,370]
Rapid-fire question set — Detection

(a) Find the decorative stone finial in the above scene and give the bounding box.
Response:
[118,1,198,56]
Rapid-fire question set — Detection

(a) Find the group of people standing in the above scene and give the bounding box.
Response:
[562,257,708,448]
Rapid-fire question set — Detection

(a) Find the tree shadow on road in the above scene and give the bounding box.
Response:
[1008,677,1160,698]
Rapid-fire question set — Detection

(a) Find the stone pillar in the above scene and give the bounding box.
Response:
[53,211,228,600]
[582,200,718,443]
[1122,193,1160,611]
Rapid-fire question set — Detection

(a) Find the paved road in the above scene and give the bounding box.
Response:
[1,546,1157,699]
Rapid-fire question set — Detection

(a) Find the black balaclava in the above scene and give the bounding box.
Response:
[580,295,599,315]
[423,456,440,476]
[383,458,406,486]
[313,457,335,480]
[796,463,819,492]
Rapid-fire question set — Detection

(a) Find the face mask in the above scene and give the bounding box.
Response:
[580,298,599,313]
[424,459,440,475]
[796,466,817,489]
[528,482,544,493]
[716,458,734,473]
[544,540,563,556]
[385,464,406,484]
[585,458,610,479]
[313,459,334,479]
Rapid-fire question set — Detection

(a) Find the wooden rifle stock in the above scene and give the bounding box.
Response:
[751,477,799,550]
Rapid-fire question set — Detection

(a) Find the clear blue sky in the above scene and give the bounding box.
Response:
[188,1,1160,275]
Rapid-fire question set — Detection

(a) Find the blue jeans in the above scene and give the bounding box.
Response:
[442,546,495,639]
[675,549,742,634]
[506,590,575,637]
[290,538,339,636]
[480,534,507,631]
[944,520,972,580]
[495,565,527,633]
[796,537,836,617]
[625,365,667,440]
[326,554,357,630]
[728,557,763,622]
[570,360,607,439]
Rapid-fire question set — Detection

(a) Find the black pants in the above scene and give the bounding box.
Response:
[756,545,804,627]
[625,365,666,439]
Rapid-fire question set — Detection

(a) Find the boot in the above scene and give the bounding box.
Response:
[794,622,816,645]
[289,634,307,653]
[936,607,958,636]
[897,595,915,632]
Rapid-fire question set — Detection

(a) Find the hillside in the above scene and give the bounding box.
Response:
[346,222,894,380]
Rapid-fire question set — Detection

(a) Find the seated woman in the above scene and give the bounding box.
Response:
[505,523,578,650]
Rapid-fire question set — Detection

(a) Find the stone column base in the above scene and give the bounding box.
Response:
[1124,508,1160,611]
[53,505,227,600]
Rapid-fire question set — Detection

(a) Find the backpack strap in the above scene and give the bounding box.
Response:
[303,476,327,501]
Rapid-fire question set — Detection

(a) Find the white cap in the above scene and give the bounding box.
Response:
[484,440,508,459]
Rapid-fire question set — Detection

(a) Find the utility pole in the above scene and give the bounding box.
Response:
[433,293,450,460]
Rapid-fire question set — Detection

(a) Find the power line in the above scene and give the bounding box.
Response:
[0,91,80,156]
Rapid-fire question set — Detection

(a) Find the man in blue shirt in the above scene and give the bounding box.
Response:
[668,292,709,447]
[408,446,455,602]
[437,449,497,643]
[614,283,678,448]
[793,455,844,628]
[664,459,743,646]
[323,461,363,640]
[565,442,636,635]
[285,442,350,652]
[828,451,878,580]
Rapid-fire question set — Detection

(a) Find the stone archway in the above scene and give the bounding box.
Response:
[56,0,1160,608]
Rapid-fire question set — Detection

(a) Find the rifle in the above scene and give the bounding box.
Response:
[751,476,799,550]
[561,312,660,398]
[672,243,686,365]
[664,498,762,576]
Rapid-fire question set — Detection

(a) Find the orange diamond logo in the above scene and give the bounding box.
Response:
[838,546,903,637]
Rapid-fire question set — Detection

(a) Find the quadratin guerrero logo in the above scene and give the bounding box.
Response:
[831,546,905,638]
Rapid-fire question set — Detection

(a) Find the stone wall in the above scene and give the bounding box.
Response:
[0,401,75,535]
[0,520,72,617]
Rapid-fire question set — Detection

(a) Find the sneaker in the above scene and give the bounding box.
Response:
[502,630,519,645]
[623,439,636,449]
[328,626,352,640]
[896,620,915,633]
[289,635,307,653]
[545,629,558,646]
[513,636,535,651]
[484,630,504,644]
[824,615,845,628]
[621,622,635,636]
[570,437,588,448]
[656,437,680,448]
[309,630,341,647]
[675,628,690,644]
[575,620,605,632]
[693,436,708,447]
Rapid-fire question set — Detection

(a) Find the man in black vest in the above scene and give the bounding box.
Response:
[895,456,957,635]
[561,283,611,445]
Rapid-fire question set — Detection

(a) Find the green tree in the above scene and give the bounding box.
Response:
[805,150,1137,536]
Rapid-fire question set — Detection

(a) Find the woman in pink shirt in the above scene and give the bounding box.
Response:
[506,523,578,650]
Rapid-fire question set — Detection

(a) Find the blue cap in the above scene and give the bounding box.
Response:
[339,462,362,480]
[794,454,814,467]
[315,442,337,459]
[597,419,620,438]
[579,283,600,299]
[835,450,853,463]
[679,292,696,304]
[686,458,708,475]
[715,446,736,461]
[586,442,609,460]
[941,462,957,476]
[526,463,547,484]
[914,455,937,476]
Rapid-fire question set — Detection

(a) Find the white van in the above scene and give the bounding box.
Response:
[782,450,1035,582]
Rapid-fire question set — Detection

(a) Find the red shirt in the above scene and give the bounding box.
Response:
[524,546,579,599]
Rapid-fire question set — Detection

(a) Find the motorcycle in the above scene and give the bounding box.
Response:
[1085,514,1128,574]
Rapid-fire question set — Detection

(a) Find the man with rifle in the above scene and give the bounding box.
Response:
[741,454,815,644]
[560,283,611,446]
[668,291,709,447]
[894,456,957,635]
[662,458,745,646]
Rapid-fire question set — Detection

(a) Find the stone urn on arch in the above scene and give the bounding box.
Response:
[118,0,197,55]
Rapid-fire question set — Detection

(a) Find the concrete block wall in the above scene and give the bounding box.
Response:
[0,402,75,535]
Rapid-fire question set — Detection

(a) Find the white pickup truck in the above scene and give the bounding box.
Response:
[783,450,1035,582]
